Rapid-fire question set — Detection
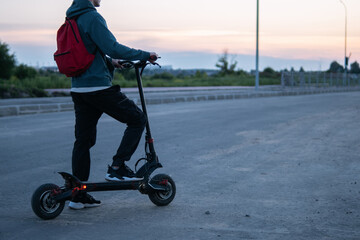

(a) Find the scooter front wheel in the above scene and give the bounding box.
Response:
[148,174,176,206]
[31,183,65,220]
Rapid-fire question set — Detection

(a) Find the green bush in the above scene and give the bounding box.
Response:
[14,64,37,79]
[0,66,283,98]
[260,67,280,78]
[119,69,136,81]
[151,72,175,80]
[0,84,48,98]
[0,41,16,79]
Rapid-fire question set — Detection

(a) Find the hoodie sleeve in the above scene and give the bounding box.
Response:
[88,14,150,61]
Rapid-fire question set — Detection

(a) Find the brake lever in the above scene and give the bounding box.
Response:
[151,62,161,68]
[148,56,161,68]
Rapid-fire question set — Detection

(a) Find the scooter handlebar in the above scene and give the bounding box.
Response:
[117,57,161,70]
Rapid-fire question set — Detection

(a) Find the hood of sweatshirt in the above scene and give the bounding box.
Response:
[64,0,150,89]
[66,0,96,18]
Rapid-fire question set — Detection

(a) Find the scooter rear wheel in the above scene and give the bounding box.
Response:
[148,174,176,206]
[31,183,65,220]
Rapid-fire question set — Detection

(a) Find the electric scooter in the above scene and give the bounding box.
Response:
[31,59,176,220]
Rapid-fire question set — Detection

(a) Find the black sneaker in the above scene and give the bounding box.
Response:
[69,192,101,210]
[105,164,143,181]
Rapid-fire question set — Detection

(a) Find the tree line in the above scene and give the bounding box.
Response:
[1,41,359,83]
[215,50,360,75]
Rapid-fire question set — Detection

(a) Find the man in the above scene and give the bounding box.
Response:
[66,0,158,210]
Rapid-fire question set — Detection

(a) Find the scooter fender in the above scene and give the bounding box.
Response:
[136,162,162,178]
[58,172,82,188]
[147,178,170,192]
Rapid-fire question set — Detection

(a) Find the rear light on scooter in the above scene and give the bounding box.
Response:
[72,184,87,193]
[159,179,168,185]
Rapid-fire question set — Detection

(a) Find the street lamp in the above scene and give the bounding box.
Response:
[255,0,259,90]
[338,0,348,73]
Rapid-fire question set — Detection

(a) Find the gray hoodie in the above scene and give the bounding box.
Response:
[66,0,150,91]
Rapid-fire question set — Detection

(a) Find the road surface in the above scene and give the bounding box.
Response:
[1,92,360,239]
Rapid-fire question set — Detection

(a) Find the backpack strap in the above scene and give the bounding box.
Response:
[66,14,109,69]
[67,15,99,56]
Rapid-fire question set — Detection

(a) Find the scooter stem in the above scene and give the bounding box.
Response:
[135,64,157,161]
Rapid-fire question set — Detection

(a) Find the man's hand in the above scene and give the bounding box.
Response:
[112,59,123,69]
[149,52,158,64]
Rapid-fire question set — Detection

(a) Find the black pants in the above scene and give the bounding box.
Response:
[71,85,147,181]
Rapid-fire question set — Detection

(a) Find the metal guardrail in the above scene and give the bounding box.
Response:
[281,72,360,88]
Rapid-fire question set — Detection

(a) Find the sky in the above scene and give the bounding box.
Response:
[0,0,359,71]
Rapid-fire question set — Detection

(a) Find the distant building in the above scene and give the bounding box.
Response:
[40,66,59,73]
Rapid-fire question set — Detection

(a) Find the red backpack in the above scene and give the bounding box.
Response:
[54,17,95,77]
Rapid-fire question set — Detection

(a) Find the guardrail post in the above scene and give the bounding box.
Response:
[330,73,333,87]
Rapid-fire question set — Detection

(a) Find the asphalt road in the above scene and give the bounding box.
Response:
[1,92,360,240]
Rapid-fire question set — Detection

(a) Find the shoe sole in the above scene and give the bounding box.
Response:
[84,203,101,208]
[105,174,144,182]
[69,201,101,210]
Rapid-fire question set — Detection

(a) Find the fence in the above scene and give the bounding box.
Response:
[281,72,360,88]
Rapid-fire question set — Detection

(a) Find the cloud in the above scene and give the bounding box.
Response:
[0,24,55,46]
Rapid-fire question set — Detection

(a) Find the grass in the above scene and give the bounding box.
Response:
[0,71,281,98]
[113,74,281,88]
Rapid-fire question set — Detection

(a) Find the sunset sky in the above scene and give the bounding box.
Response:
[1,0,359,70]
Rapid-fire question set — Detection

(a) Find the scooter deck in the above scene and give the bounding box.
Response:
[59,172,143,192]
[57,171,167,195]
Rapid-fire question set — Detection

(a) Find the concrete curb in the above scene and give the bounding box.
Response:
[1,87,359,117]
[0,103,74,117]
